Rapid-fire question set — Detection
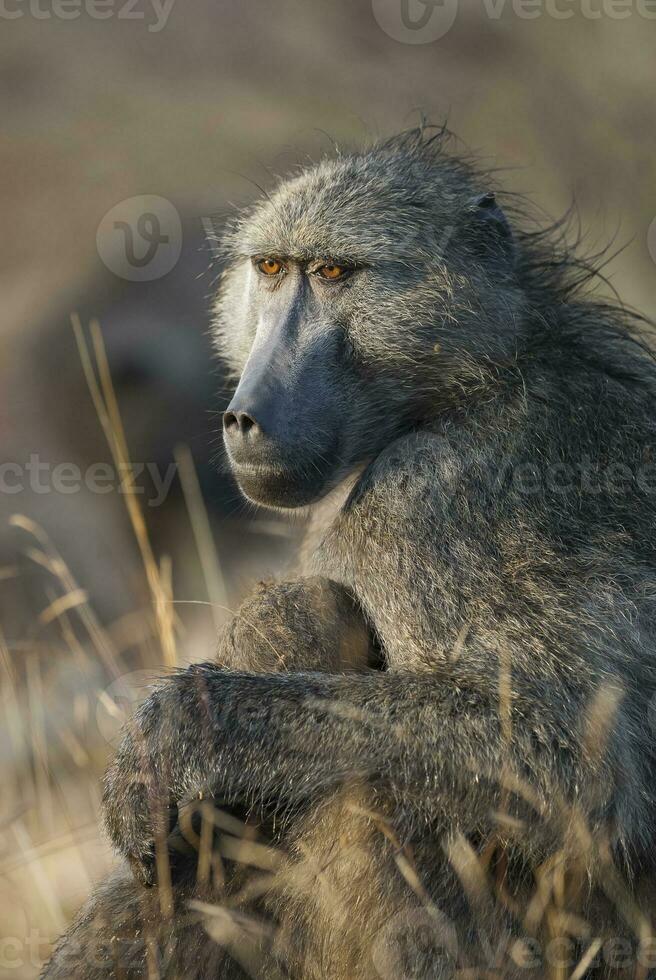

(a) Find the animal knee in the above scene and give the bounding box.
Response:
[42,867,149,978]
[43,864,242,979]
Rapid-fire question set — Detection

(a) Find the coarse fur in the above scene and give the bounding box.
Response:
[45,127,656,978]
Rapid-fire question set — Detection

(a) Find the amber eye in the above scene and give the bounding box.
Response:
[257,258,283,277]
[316,263,348,281]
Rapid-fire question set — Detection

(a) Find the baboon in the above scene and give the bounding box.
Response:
[45,128,656,978]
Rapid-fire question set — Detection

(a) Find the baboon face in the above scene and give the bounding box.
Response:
[215,143,520,508]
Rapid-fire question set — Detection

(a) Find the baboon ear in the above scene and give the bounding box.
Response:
[457,192,516,273]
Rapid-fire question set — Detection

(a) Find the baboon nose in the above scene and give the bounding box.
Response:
[223,409,261,439]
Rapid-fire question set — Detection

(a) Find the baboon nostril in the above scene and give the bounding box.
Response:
[223,411,240,435]
[223,410,260,437]
[240,412,257,434]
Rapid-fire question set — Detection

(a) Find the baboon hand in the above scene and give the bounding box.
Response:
[102,663,251,888]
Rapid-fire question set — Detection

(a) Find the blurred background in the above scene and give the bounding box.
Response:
[0,1,655,974]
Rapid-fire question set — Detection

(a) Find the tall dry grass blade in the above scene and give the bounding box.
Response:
[189,900,286,980]
[0,822,102,877]
[154,820,174,921]
[571,938,603,980]
[38,589,89,626]
[523,853,562,934]
[444,831,493,917]
[596,837,653,952]
[196,801,215,888]
[218,836,284,873]
[71,313,177,668]
[347,801,444,918]
[448,621,470,662]
[13,819,68,934]
[57,726,90,768]
[497,643,513,747]
[89,316,177,667]
[10,514,122,679]
[175,443,229,635]
[26,651,53,832]
[0,626,27,805]
[91,317,177,668]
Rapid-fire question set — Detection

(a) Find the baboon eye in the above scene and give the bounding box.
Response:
[316,263,349,281]
[256,258,283,277]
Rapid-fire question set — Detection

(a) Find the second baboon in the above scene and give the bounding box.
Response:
[45,128,656,978]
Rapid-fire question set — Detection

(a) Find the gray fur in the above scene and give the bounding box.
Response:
[45,128,656,978]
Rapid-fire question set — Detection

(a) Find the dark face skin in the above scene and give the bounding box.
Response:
[222,254,394,509]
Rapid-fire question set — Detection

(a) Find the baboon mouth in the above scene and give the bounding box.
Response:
[231,460,334,509]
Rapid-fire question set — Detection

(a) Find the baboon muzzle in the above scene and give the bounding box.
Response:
[223,319,341,507]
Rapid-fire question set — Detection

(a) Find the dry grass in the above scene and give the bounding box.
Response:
[0,318,226,976]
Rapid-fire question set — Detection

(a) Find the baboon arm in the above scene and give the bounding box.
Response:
[103,662,633,884]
